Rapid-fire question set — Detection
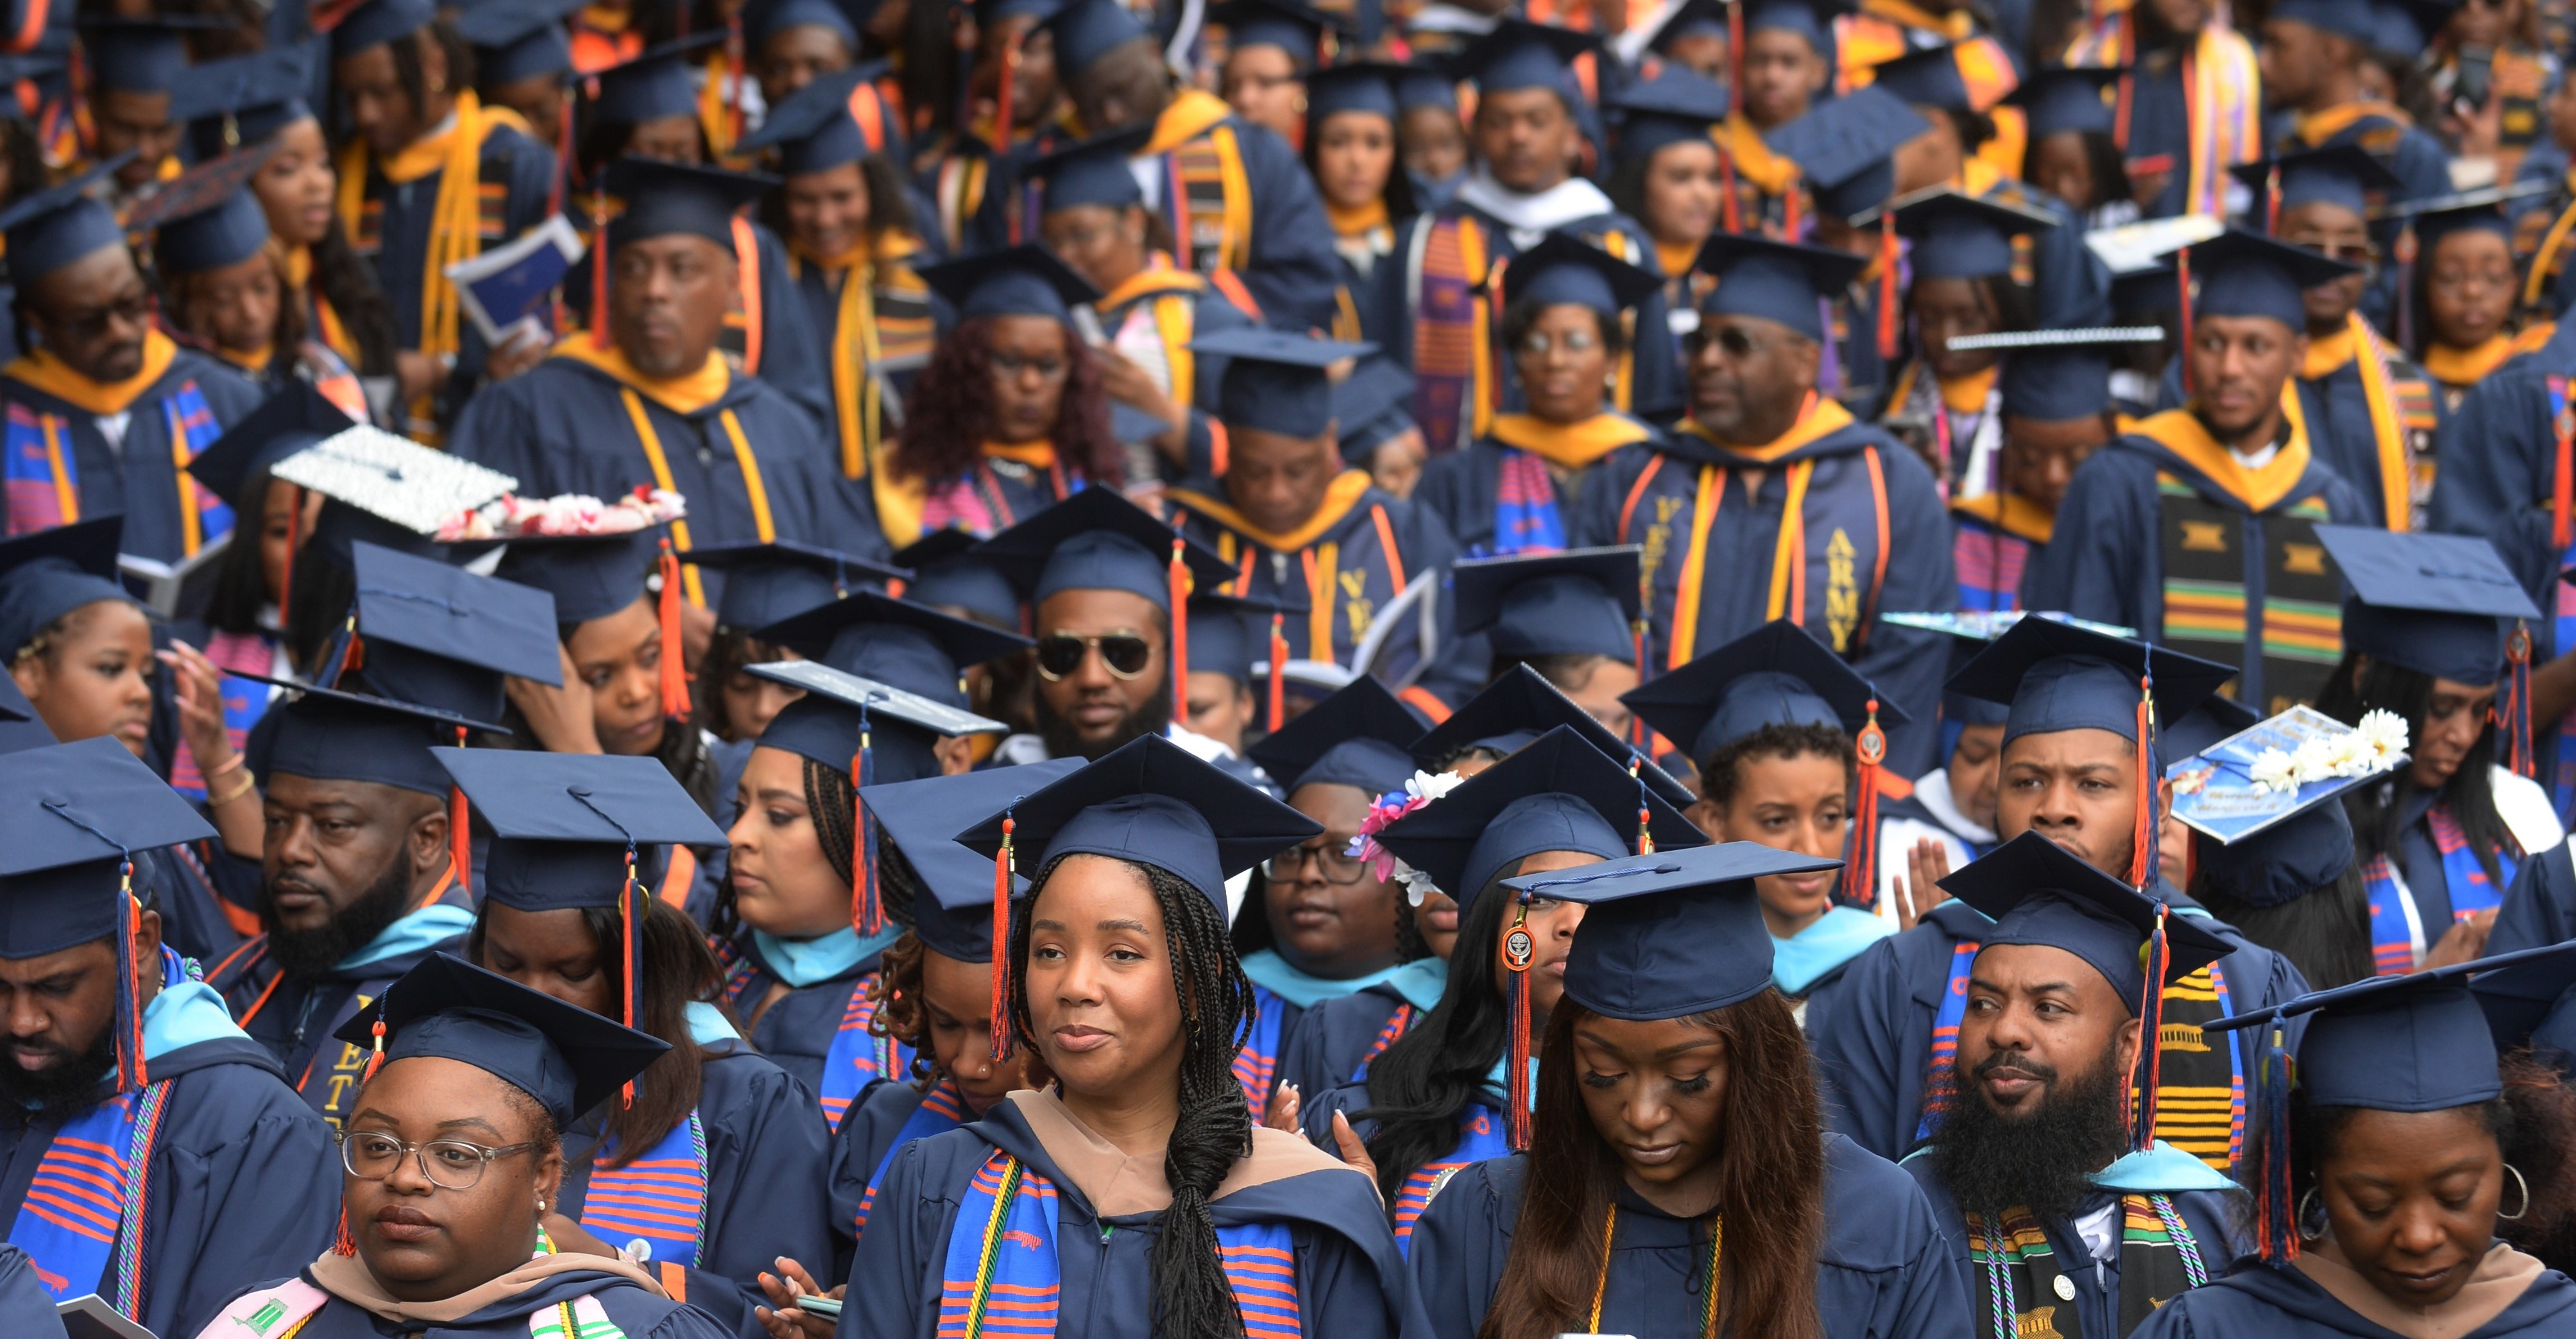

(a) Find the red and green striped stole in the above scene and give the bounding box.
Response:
[2154,475,2341,710]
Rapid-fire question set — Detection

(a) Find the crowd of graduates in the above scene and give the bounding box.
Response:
[17,0,2576,1335]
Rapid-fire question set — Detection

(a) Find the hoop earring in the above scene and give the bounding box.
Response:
[2502,1165,2532,1221]
[2298,1189,2328,1241]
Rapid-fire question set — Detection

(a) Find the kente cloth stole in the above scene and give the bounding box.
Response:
[2154,476,2341,711]
[2362,807,2523,976]
[1390,1104,1508,1250]
[579,1111,709,1267]
[938,1149,1302,1339]
[1411,213,1488,455]
[919,457,1069,539]
[1964,1197,2209,1339]
[1161,126,1250,278]
[854,1080,966,1234]
[1952,517,2032,613]
[1493,448,1567,554]
[1234,985,1290,1125]
[8,1080,170,1320]
[168,631,277,799]
[1922,946,2244,1171]
[3,382,228,545]
[820,976,912,1131]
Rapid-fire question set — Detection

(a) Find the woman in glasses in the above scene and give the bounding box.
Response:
[205,953,732,1338]
[1231,681,1435,1125]
[842,736,1409,1339]
[1414,234,1666,560]
[882,247,1125,548]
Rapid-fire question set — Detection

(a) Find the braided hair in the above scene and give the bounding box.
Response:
[1010,853,1252,1339]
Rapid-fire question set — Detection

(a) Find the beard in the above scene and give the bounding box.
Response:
[0,1027,115,1112]
[262,857,418,979]
[1931,1046,2131,1223]
[1036,680,1173,762]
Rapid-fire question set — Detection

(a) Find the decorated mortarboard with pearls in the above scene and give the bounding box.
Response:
[1762,85,1926,223]
[864,759,1085,962]
[1191,328,1376,438]
[1944,614,2232,747]
[1209,0,1345,68]
[1376,724,1702,911]
[348,539,564,723]
[172,46,316,157]
[79,15,225,94]
[271,423,520,568]
[1410,663,1694,807]
[1023,124,1156,213]
[1247,676,1425,796]
[1522,840,1843,1019]
[892,529,1021,629]
[756,588,1032,706]
[1605,69,1729,169]
[732,64,879,175]
[456,0,591,87]
[1444,18,1598,100]
[2226,144,2403,223]
[1039,0,1152,74]
[185,385,358,511]
[335,952,670,1129]
[603,157,777,250]
[2267,0,2380,43]
[330,0,439,57]
[1499,231,1662,315]
[1452,546,1642,663]
[2163,702,2408,848]
[755,659,1009,791]
[2317,525,2539,687]
[915,243,1100,322]
[1334,354,1417,465]
[972,486,1233,611]
[1863,37,2018,114]
[679,540,905,634]
[1692,234,1867,341]
[1623,617,1902,763]
[2167,227,2359,330]
[2160,693,2260,763]
[0,517,137,663]
[2004,65,2121,139]
[0,157,133,284]
[1308,62,1403,123]
[1887,186,2057,281]
[1945,326,2163,423]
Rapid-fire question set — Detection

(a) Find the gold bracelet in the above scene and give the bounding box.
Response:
[209,770,258,806]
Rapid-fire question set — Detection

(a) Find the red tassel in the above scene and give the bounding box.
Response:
[1725,0,1743,118]
[990,814,1015,1062]
[851,728,882,937]
[2554,393,2573,552]
[620,849,639,1109]
[657,538,688,721]
[1843,703,1886,910]
[992,30,1021,155]
[2177,247,2195,397]
[361,1018,386,1084]
[1875,217,1900,362]
[333,1206,357,1256]
[1267,611,1287,734]
[590,186,611,350]
[447,728,472,902]
[1501,898,1535,1149]
[1168,536,1190,709]
[117,873,145,1091]
[2264,166,2281,235]
[1719,154,1741,236]
[2128,678,2153,889]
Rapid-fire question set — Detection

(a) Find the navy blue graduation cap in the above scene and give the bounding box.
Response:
[2190,771,2352,909]
[1693,234,1867,340]
[593,32,726,124]
[750,0,861,45]
[1,737,219,1091]
[733,64,875,175]
[2162,692,2260,763]
[757,656,1005,795]
[334,952,670,1129]
[1211,0,1344,67]
[1747,0,1847,49]
[757,588,1030,706]
[1247,676,1423,796]
[1528,840,1843,1020]
[456,0,589,87]
[197,376,349,508]
[331,0,438,56]
[1605,69,1728,169]
[1623,617,1900,763]
[1444,19,1598,103]
[1453,546,1641,663]
[1024,126,1155,213]
[1864,41,1986,113]
[892,529,1021,629]
[349,538,563,722]
[1186,589,1291,688]
[1646,0,1727,56]
[2267,0,2378,42]
[1499,232,1660,315]
[248,683,490,798]
[153,177,270,277]
[1192,328,1376,438]
[862,758,1084,964]
[2172,227,2358,329]
[916,243,1100,322]
[0,158,131,284]
[1893,187,2056,281]
[973,486,1233,615]
[1411,663,1695,807]
[2226,144,2401,226]
[173,47,314,158]
[1992,327,2162,422]
[80,15,221,94]
[680,540,904,633]
[604,158,775,250]
[1039,0,1152,74]
[0,672,54,755]
[2469,941,2576,1069]
[1335,354,1417,466]
[1308,62,1401,123]
[1764,84,1925,223]
[0,517,135,662]
[2006,65,2119,140]
[1395,62,1457,111]
[2317,525,2538,687]
[493,529,660,625]
[2408,191,2516,255]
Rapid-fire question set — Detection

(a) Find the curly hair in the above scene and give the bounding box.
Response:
[894,315,1125,487]
[1696,721,1853,810]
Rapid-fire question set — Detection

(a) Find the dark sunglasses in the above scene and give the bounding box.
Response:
[1034,632,1154,681]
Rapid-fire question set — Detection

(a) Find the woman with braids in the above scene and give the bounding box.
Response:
[879,246,1121,549]
[201,953,734,1339]
[2138,946,2576,1339]
[715,591,1031,1125]
[1872,193,2046,499]
[1293,728,1703,1249]
[2312,527,2563,977]
[1404,842,1963,1339]
[836,735,1408,1339]
[445,748,832,1338]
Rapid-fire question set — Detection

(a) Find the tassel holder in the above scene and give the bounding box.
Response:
[1500,894,1535,1150]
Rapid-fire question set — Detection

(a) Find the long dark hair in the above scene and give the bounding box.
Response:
[466,897,717,1166]
[1301,109,1417,221]
[2314,650,2514,893]
[309,213,400,378]
[754,153,921,247]
[1354,869,1517,1204]
[894,315,1123,485]
[1481,996,1826,1339]
[1010,853,1252,1339]
[203,472,280,636]
[2192,860,2375,991]
[2021,128,2133,216]
[2499,1052,2576,1274]
[280,538,359,676]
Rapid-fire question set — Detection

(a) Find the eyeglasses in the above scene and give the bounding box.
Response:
[2279,234,2382,265]
[1034,631,1154,681]
[992,350,1070,380]
[1261,839,1369,884]
[1515,327,1601,358]
[1693,324,1789,360]
[336,1130,541,1191]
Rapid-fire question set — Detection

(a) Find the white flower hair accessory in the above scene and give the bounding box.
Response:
[2246,709,2410,794]
[436,486,687,542]
[1347,769,1467,905]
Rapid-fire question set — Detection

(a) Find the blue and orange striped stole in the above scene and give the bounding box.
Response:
[855,1080,968,1235]
[939,1148,1301,1339]
[579,1110,708,1267]
[1390,1104,1508,1253]
[1351,1004,1414,1082]
[8,1080,169,1318]
[820,978,912,1132]
[2362,806,2520,977]
[1233,986,1290,1125]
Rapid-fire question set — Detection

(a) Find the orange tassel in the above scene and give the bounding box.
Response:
[447,727,472,901]
[1719,155,1741,235]
[1500,899,1534,1150]
[991,814,1015,1062]
[333,1206,357,1256]
[2128,679,2153,889]
[2264,166,2280,235]
[657,538,688,720]
[1168,536,1190,708]
[1844,702,1887,910]
[992,30,1020,155]
[590,186,611,350]
[1876,217,1900,362]
[620,850,639,1108]
[1267,611,1287,733]
[2554,395,2573,551]
[2177,248,2194,397]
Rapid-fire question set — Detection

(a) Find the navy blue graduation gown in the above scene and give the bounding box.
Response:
[838,1096,1407,1339]
[0,993,337,1339]
[207,898,474,1126]
[2490,837,2576,957]
[2425,319,2575,540]
[447,348,887,569]
[2301,334,2441,532]
[1806,893,2310,1164]
[2131,1249,2576,1338]
[0,340,264,563]
[215,1263,733,1338]
[829,1077,966,1253]
[715,934,892,1114]
[1571,414,1957,780]
[1415,413,1662,558]
[1404,1139,1965,1339]
[1166,472,1461,675]
[1275,961,1446,1098]
[0,1246,58,1339]
[552,1034,833,1338]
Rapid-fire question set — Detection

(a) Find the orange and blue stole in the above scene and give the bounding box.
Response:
[579,1111,708,1267]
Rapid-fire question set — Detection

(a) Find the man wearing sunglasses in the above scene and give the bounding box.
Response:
[1577,234,1958,782]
